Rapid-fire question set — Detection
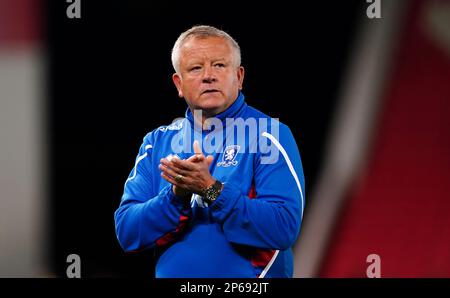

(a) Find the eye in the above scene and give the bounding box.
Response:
[214,63,225,68]
[190,66,201,72]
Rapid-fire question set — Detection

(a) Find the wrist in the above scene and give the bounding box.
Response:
[204,177,217,191]
[172,185,192,200]
[202,179,224,205]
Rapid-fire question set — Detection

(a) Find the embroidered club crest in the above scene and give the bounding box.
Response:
[217,145,240,167]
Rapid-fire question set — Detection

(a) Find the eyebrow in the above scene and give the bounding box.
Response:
[185,58,228,66]
[211,58,227,63]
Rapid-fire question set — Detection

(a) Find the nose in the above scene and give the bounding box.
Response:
[202,66,217,84]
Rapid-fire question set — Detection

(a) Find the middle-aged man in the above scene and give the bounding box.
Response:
[114,25,305,278]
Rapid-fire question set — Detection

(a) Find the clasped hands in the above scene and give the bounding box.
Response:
[159,140,215,199]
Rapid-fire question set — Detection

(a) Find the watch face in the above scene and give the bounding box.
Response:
[206,189,218,202]
[204,181,222,204]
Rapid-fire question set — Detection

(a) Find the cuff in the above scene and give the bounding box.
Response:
[209,181,241,223]
[165,185,190,209]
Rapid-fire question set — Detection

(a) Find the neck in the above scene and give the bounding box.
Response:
[185,92,245,129]
[190,108,211,127]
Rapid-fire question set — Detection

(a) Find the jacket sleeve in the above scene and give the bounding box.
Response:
[114,133,190,252]
[209,125,305,250]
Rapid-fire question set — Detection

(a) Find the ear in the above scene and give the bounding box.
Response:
[237,66,245,90]
[172,73,184,98]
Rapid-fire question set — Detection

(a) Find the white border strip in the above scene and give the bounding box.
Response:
[125,144,153,184]
[259,250,279,278]
[258,132,304,278]
[262,132,304,218]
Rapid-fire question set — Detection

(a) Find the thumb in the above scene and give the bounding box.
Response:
[193,140,203,155]
[187,154,204,162]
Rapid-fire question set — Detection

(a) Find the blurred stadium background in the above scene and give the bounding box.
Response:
[0,0,449,277]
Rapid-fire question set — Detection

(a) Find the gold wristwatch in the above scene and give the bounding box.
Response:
[202,180,223,205]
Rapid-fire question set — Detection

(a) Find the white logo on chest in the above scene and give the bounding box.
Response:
[217,145,240,167]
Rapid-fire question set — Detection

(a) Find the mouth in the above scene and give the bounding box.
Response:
[202,89,220,95]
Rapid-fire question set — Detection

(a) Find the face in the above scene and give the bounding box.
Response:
[172,36,245,118]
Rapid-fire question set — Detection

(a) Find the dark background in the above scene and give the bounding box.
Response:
[47,0,363,277]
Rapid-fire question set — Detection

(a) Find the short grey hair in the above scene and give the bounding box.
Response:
[171,25,241,74]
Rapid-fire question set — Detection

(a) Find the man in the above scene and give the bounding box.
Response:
[114,25,305,278]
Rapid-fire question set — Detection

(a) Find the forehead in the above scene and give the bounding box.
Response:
[179,36,233,61]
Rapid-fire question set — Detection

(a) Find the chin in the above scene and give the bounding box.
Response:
[197,96,225,110]
[199,104,223,114]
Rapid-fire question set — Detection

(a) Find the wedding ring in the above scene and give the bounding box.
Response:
[175,174,184,183]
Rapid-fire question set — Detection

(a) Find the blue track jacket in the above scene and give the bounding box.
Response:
[114,93,305,277]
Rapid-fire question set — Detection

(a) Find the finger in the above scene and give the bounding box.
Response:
[167,161,190,176]
[171,158,196,171]
[161,172,181,187]
[187,154,205,163]
[160,157,182,169]
[166,154,180,162]
[160,158,171,167]
[161,158,190,175]
[186,154,198,161]
[159,163,184,180]
[206,155,214,166]
[193,140,203,155]
[160,170,189,189]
